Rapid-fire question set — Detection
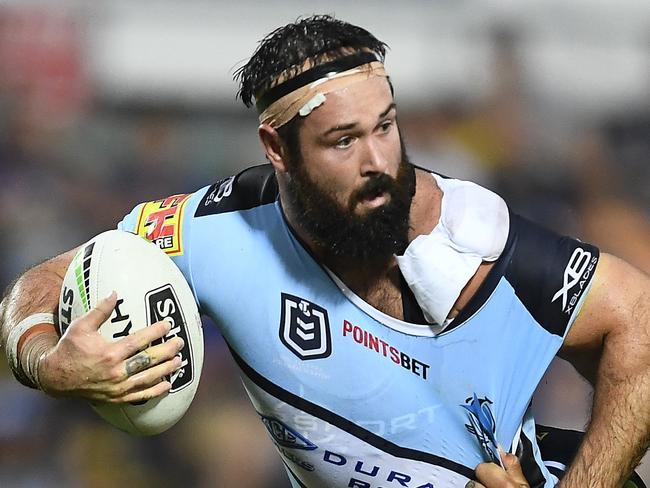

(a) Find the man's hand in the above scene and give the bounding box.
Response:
[468,453,530,488]
[39,292,184,403]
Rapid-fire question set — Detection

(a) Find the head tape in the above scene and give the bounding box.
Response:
[256,51,388,128]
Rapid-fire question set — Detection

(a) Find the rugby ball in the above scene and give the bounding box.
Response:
[58,229,203,435]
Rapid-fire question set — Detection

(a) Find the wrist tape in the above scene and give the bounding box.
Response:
[6,313,56,388]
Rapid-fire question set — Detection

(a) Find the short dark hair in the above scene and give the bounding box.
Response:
[235,15,389,166]
[234,14,388,109]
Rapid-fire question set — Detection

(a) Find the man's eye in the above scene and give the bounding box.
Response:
[335,136,354,148]
[379,120,393,133]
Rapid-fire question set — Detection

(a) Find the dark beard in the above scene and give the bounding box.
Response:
[284,144,416,261]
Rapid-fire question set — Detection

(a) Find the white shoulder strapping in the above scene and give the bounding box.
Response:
[396,174,509,329]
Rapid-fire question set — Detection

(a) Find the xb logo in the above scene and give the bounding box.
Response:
[551,247,592,311]
[279,293,332,360]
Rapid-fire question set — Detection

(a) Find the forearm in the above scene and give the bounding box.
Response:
[560,297,650,487]
[1,251,74,388]
[1,267,62,337]
[2,245,180,403]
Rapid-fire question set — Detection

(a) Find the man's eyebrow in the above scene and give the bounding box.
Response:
[323,122,357,137]
[322,102,397,137]
[379,102,397,119]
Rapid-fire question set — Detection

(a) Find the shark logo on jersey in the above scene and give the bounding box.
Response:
[462,394,500,463]
[280,293,332,360]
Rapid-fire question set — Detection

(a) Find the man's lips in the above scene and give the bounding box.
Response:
[358,189,390,209]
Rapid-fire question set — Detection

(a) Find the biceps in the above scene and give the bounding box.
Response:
[561,253,650,378]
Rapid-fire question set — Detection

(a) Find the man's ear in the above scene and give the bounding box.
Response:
[258,124,289,173]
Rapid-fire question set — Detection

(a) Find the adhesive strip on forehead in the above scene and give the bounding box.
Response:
[259,62,387,128]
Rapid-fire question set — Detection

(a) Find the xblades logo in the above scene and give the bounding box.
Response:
[552,247,594,312]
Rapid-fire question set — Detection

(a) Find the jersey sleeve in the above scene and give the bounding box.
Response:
[115,188,211,298]
[504,214,600,338]
[114,164,279,308]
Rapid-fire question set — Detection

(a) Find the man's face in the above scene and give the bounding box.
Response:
[282,76,415,260]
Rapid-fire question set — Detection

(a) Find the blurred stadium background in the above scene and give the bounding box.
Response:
[1,0,649,486]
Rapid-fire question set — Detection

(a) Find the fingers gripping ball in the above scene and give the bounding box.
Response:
[58,230,204,435]
[470,453,530,488]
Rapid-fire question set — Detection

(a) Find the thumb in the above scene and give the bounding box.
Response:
[502,452,529,486]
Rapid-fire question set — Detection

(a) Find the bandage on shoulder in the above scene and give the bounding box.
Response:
[396,175,509,329]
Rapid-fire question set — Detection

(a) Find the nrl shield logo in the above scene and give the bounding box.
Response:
[279,293,332,360]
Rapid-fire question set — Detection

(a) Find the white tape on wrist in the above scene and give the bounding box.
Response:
[6,313,55,373]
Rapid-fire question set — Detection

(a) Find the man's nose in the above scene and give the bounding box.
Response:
[360,138,389,176]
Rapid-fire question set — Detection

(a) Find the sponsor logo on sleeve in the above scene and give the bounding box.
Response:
[135,193,191,256]
[280,293,332,360]
[551,247,598,315]
[203,176,235,207]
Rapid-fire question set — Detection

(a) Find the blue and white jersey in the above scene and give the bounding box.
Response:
[118,164,599,488]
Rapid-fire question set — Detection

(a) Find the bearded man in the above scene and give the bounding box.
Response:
[3,15,650,488]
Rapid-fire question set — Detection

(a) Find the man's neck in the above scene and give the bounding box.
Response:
[407,169,442,242]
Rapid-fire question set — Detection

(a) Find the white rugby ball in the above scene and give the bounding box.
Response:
[58,229,204,435]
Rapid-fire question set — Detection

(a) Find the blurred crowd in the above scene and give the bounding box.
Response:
[1,4,649,488]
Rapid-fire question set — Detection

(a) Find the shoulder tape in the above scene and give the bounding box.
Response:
[396,174,509,328]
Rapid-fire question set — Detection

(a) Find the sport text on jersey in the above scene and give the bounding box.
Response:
[135,194,191,256]
[255,407,470,487]
[551,247,598,315]
[343,320,430,381]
